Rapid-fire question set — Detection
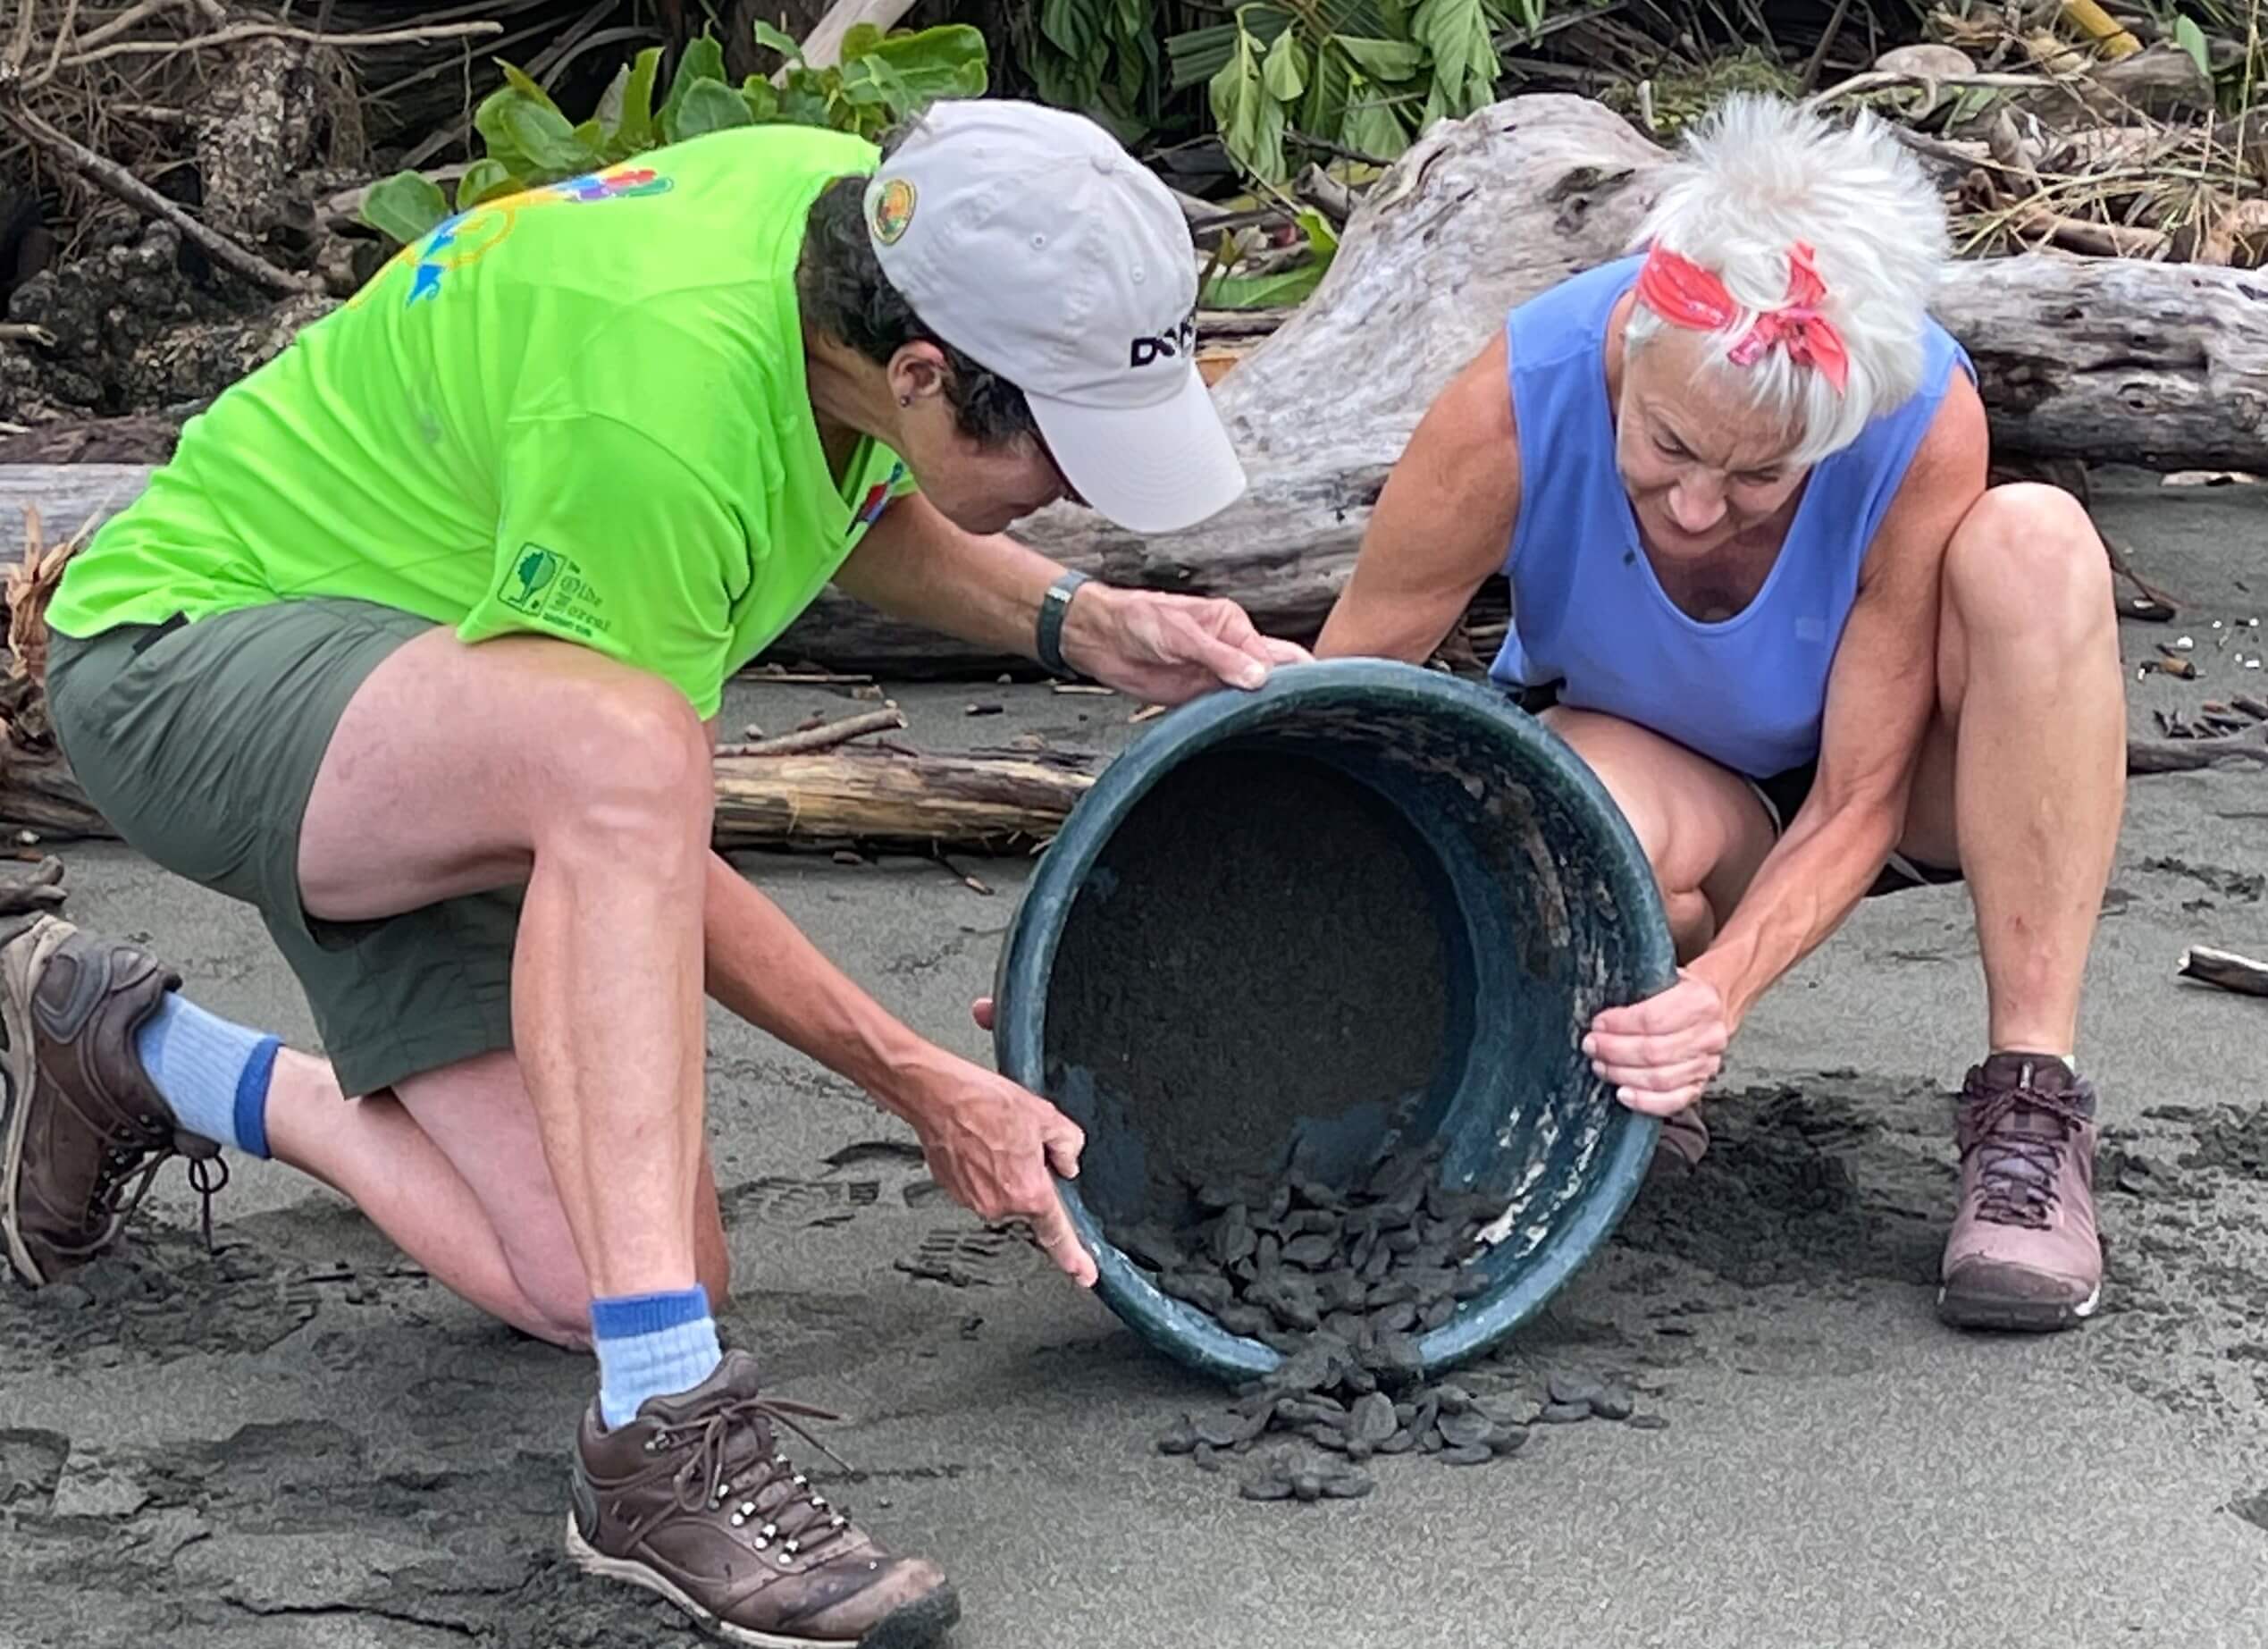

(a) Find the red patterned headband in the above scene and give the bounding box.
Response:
[1633,240,1850,395]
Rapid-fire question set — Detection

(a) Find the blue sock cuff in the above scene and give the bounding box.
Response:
[591,1286,712,1340]
[231,1036,281,1160]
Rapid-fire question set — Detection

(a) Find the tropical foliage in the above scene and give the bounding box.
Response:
[361,22,988,246]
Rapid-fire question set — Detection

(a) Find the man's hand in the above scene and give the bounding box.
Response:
[1061,584,1309,706]
[1582,970,1730,1118]
[892,1051,1097,1289]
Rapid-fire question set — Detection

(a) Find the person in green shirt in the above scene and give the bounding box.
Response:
[2,98,1299,1646]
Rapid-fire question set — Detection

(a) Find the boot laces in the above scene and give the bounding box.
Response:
[1961,1078,2089,1231]
[46,1096,228,1259]
[660,1395,859,1563]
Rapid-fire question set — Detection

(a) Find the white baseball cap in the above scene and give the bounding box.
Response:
[862,99,1247,536]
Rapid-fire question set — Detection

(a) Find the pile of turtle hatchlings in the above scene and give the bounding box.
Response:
[1111,1143,1664,1503]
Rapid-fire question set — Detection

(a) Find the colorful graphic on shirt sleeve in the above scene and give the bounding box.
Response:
[851,463,907,536]
[350,164,676,310]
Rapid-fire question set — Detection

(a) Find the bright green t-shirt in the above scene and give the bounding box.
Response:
[48,125,914,720]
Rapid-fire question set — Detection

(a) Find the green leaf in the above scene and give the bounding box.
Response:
[1262,28,1307,100]
[1945,83,1997,128]
[751,19,806,65]
[497,60,564,114]
[360,171,450,246]
[1410,0,1499,114]
[1168,11,1290,89]
[1300,37,1352,137]
[843,51,913,109]
[594,63,630,138]
[671,76,756,140]
[1038,0,1095,59]
[1334,34,1424,80]
[847,24,990,109]
[1200,257,1331,307]
[839,21,886,58]
[777,72,836,127]
[501,91,598,175]
[612,46,662,157]
[659,34,729,143]
[742,74,780,121]
[572,117,604,152]
[1340,74,1411,160]
[1294,205,1340,259]
[454,157,518,211]
[2175,13,2212,80]
[472,85,530,170]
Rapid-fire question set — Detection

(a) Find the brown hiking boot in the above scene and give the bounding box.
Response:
[0,914,223,1287]
[1938,1053,2101,1333]
[568,1350,959,1647]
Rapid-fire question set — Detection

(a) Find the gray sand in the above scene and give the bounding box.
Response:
[4,467,2267,1648]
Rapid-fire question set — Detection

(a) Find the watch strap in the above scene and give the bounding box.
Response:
[1036,569,1092,677]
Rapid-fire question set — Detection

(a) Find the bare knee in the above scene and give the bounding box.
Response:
[1541,706,1761,913]
[535,671,711,861]
[1540,709,1676,866]
[1945,484,2113,647]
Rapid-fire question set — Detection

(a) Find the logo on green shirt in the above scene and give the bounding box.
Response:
[502,546,564,613]
[497,543,612,642]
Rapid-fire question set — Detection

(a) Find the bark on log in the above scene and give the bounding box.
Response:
[0,736,1092,853]
[13,95,2268,670]
[712,749,1090,851]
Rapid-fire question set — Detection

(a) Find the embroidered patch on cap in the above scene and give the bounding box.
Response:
[870,177,916,245]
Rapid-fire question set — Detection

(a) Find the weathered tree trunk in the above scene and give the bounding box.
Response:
[2179,945,2268,998]
[10,95,2268,671]
[712,748,1090,850]
[0,738,1091,853]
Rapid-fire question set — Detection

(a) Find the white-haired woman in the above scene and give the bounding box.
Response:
[1316,93,2124,1334]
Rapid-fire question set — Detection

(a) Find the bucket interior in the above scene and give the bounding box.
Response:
[1031,682,1667,1376]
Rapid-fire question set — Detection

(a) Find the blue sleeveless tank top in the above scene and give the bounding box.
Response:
[1486,255,1971,778]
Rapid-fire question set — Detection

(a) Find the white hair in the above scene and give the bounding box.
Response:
[1623,92,1952,467]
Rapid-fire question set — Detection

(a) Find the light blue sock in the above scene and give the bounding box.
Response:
[592,1287,723,1428]
[132,990,281,1159]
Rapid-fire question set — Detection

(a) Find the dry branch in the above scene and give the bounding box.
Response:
[0,102,319,295]
[716,708,905,757]
[1805,68,2077,110]
[2008,203,2170,259]
[35,18,501,83]
[2125,737,2268,773]
[2178,945,2268,998]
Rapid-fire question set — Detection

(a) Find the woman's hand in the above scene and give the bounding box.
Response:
[1582,969,1731,1117]
[1060,584,1309,706]
[893,1049,1096,1288]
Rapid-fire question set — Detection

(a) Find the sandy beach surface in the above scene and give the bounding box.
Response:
[4,469,2266,1649]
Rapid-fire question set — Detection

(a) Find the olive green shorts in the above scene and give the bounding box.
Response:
[47,598,521,1098]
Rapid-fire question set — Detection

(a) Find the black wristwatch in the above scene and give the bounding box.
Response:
[1036,568,1092,678]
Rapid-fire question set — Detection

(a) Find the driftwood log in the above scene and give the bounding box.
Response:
[2178,945,2268,998]
[10,94,2268,670]
[0,739,1092,853]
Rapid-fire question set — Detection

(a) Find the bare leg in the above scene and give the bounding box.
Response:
[298,629,717,1306]
[1897,483,2125,1057]
[1534,707,1781,1170]
[265,1047,733,1348]
[1538,706,1779,961]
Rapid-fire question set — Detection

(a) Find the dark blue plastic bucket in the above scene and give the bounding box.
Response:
[992,658,1676,1384]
